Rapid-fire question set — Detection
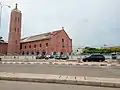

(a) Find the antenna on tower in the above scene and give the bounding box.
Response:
[15,3,18,9]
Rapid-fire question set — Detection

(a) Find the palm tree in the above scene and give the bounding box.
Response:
[0,36,4,43]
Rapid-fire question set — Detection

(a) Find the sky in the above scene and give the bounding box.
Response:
[0,0,119,47]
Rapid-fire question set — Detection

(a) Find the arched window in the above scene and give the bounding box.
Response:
[62,38,65,48]
[29,45,31,48]
[25,46,26,49]
[62,39,64,42]
[15,28,16,32]
[15,40,17,44]
[15,17,17,22]
[46,43,48,47]
[18,18,19,22]
[18,28,19,32]
[40,44,42,47]
[34,44,36,48]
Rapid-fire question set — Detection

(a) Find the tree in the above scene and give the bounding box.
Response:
[0,36,4,43]
[111,47,120,53]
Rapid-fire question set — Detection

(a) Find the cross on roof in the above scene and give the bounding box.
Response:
[62,26,64,30]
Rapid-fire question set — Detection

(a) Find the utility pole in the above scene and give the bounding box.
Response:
[0,1,10,39]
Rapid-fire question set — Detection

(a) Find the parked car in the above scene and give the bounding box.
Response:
[45,55,54,59]
[55,55,61,60]
[0,58,1,61]
[82,54,105,62]
[55,54,69,60]
[61,55,69,60]
[36,54,45,59]
[111,53,117,59]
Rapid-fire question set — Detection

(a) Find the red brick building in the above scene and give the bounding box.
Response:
[0,42,8,55]
[0,4,72,55]
[21,27,72,55]
[7,3,22,54]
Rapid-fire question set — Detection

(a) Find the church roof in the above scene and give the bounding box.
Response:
[21,32,51,43]
[21,30,62,43]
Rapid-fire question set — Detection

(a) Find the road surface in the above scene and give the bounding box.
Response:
[0,64,120,78]
[0,80,119,90]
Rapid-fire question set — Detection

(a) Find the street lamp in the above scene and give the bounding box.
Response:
[0,2,10,38]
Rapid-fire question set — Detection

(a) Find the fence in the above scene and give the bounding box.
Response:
[0,54,120,61]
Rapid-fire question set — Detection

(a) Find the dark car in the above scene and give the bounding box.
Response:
[82,54,105,62]
[0,58,1,61]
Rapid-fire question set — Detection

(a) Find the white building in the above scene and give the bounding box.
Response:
[72,46,84,55]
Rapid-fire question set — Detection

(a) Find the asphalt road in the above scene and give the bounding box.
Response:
[0,64,120,78]
[0,80,119,90]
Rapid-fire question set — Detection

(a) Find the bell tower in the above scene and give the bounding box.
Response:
[7,3,22,55]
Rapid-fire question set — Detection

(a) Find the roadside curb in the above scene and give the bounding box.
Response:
[1,62,120,67]
[0,72,120,88]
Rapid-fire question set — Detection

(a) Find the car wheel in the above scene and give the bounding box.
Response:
[86,59,89,62]
[99,60,103,62]
[83,59,86,62]
[88,60,91,62]
[99,60,102,62]
[101,60,104,62]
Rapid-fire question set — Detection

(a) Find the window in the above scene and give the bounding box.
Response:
[15,40,17,44]
[18,18,19,22]
[25,46,26,49]
[62,39,64,48]
[15,28,16,32]
[18,28,19,32]
[62,44,64,48]
[29,45,31,48]
[40,44,42,47]
[20,44,22,49]
[34,44,36,48]
[46,43,48,47]
[62,39,64,42]
[15,17,17,22]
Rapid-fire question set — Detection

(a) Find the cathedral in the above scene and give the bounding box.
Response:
[0,4,72,55]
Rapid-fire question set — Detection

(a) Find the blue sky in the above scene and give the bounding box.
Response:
[0,0,119,47]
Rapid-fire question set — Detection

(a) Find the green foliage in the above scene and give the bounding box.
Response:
[0,36,4,43]
[0,36,2,40]
[83,47,120,54]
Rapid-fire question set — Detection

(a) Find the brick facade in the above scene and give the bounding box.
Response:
[0,43,8,55]
[7,4,22,54]
[20,29,72,55]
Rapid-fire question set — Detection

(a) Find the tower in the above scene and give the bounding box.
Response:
[7,3,22,55]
